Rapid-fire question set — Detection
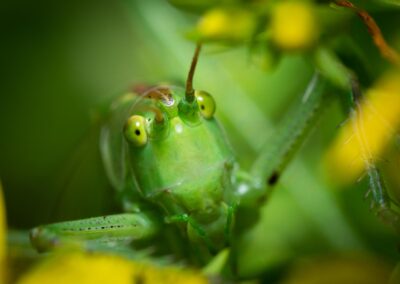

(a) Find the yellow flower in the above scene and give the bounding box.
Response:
[325,71,400,185]
[270,1,318,50]
[17,251,208,284]
[197,8,256,41]
[1,184,206,284]
[0,182,6,283]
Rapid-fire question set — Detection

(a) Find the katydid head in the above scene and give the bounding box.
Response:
[122,86,232,198]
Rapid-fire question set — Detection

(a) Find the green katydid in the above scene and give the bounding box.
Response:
[29,43,329,267]
[29,19,400,272]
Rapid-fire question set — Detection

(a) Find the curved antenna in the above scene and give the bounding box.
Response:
[335,0,400,66]
[185,43,202,103]
[128,98,164,123]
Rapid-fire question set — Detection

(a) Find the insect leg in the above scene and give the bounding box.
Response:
[350,78,400,233]
[224,204,236,246]
[30,212,160,252]
[242,72,329,205]
[165,214,217,254]
[366,165,400,233]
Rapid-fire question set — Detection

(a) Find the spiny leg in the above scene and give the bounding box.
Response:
[30,212,160,252]
[350,78,400,233]
[241,72,330,205]
[365,165,400,233]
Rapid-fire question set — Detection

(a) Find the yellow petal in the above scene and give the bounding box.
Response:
[271,1,318,50]
[282,254,391,284]
[197,8,256,41]
[325,71,400,185]
[17,251,208,284]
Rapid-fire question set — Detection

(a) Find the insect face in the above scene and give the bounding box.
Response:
[124,87,234,213]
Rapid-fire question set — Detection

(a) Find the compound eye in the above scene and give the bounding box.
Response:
[124,115,148,147]
[195,90,216,119]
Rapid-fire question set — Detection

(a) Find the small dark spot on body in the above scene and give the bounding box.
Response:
[135,130,141,136]
[267,171,280,186]
[200,104,205,110]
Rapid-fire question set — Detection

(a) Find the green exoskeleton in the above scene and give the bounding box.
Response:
[29,43,329,267]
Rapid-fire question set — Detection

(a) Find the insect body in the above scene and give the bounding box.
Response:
[30,44,328,267]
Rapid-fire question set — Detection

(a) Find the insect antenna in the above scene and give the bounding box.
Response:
[126,86,172,124]
[128,99,165,123]
[335,0,400,66]
[148,105,164,123]
[185,43,202,103]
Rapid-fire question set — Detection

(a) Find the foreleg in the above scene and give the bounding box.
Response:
[242,72,329,205]
[30,212,159,252]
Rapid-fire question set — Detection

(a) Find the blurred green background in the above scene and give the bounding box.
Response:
[1,0,399,279]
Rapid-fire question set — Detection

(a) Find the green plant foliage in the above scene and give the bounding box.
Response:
[1,0,400,283]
